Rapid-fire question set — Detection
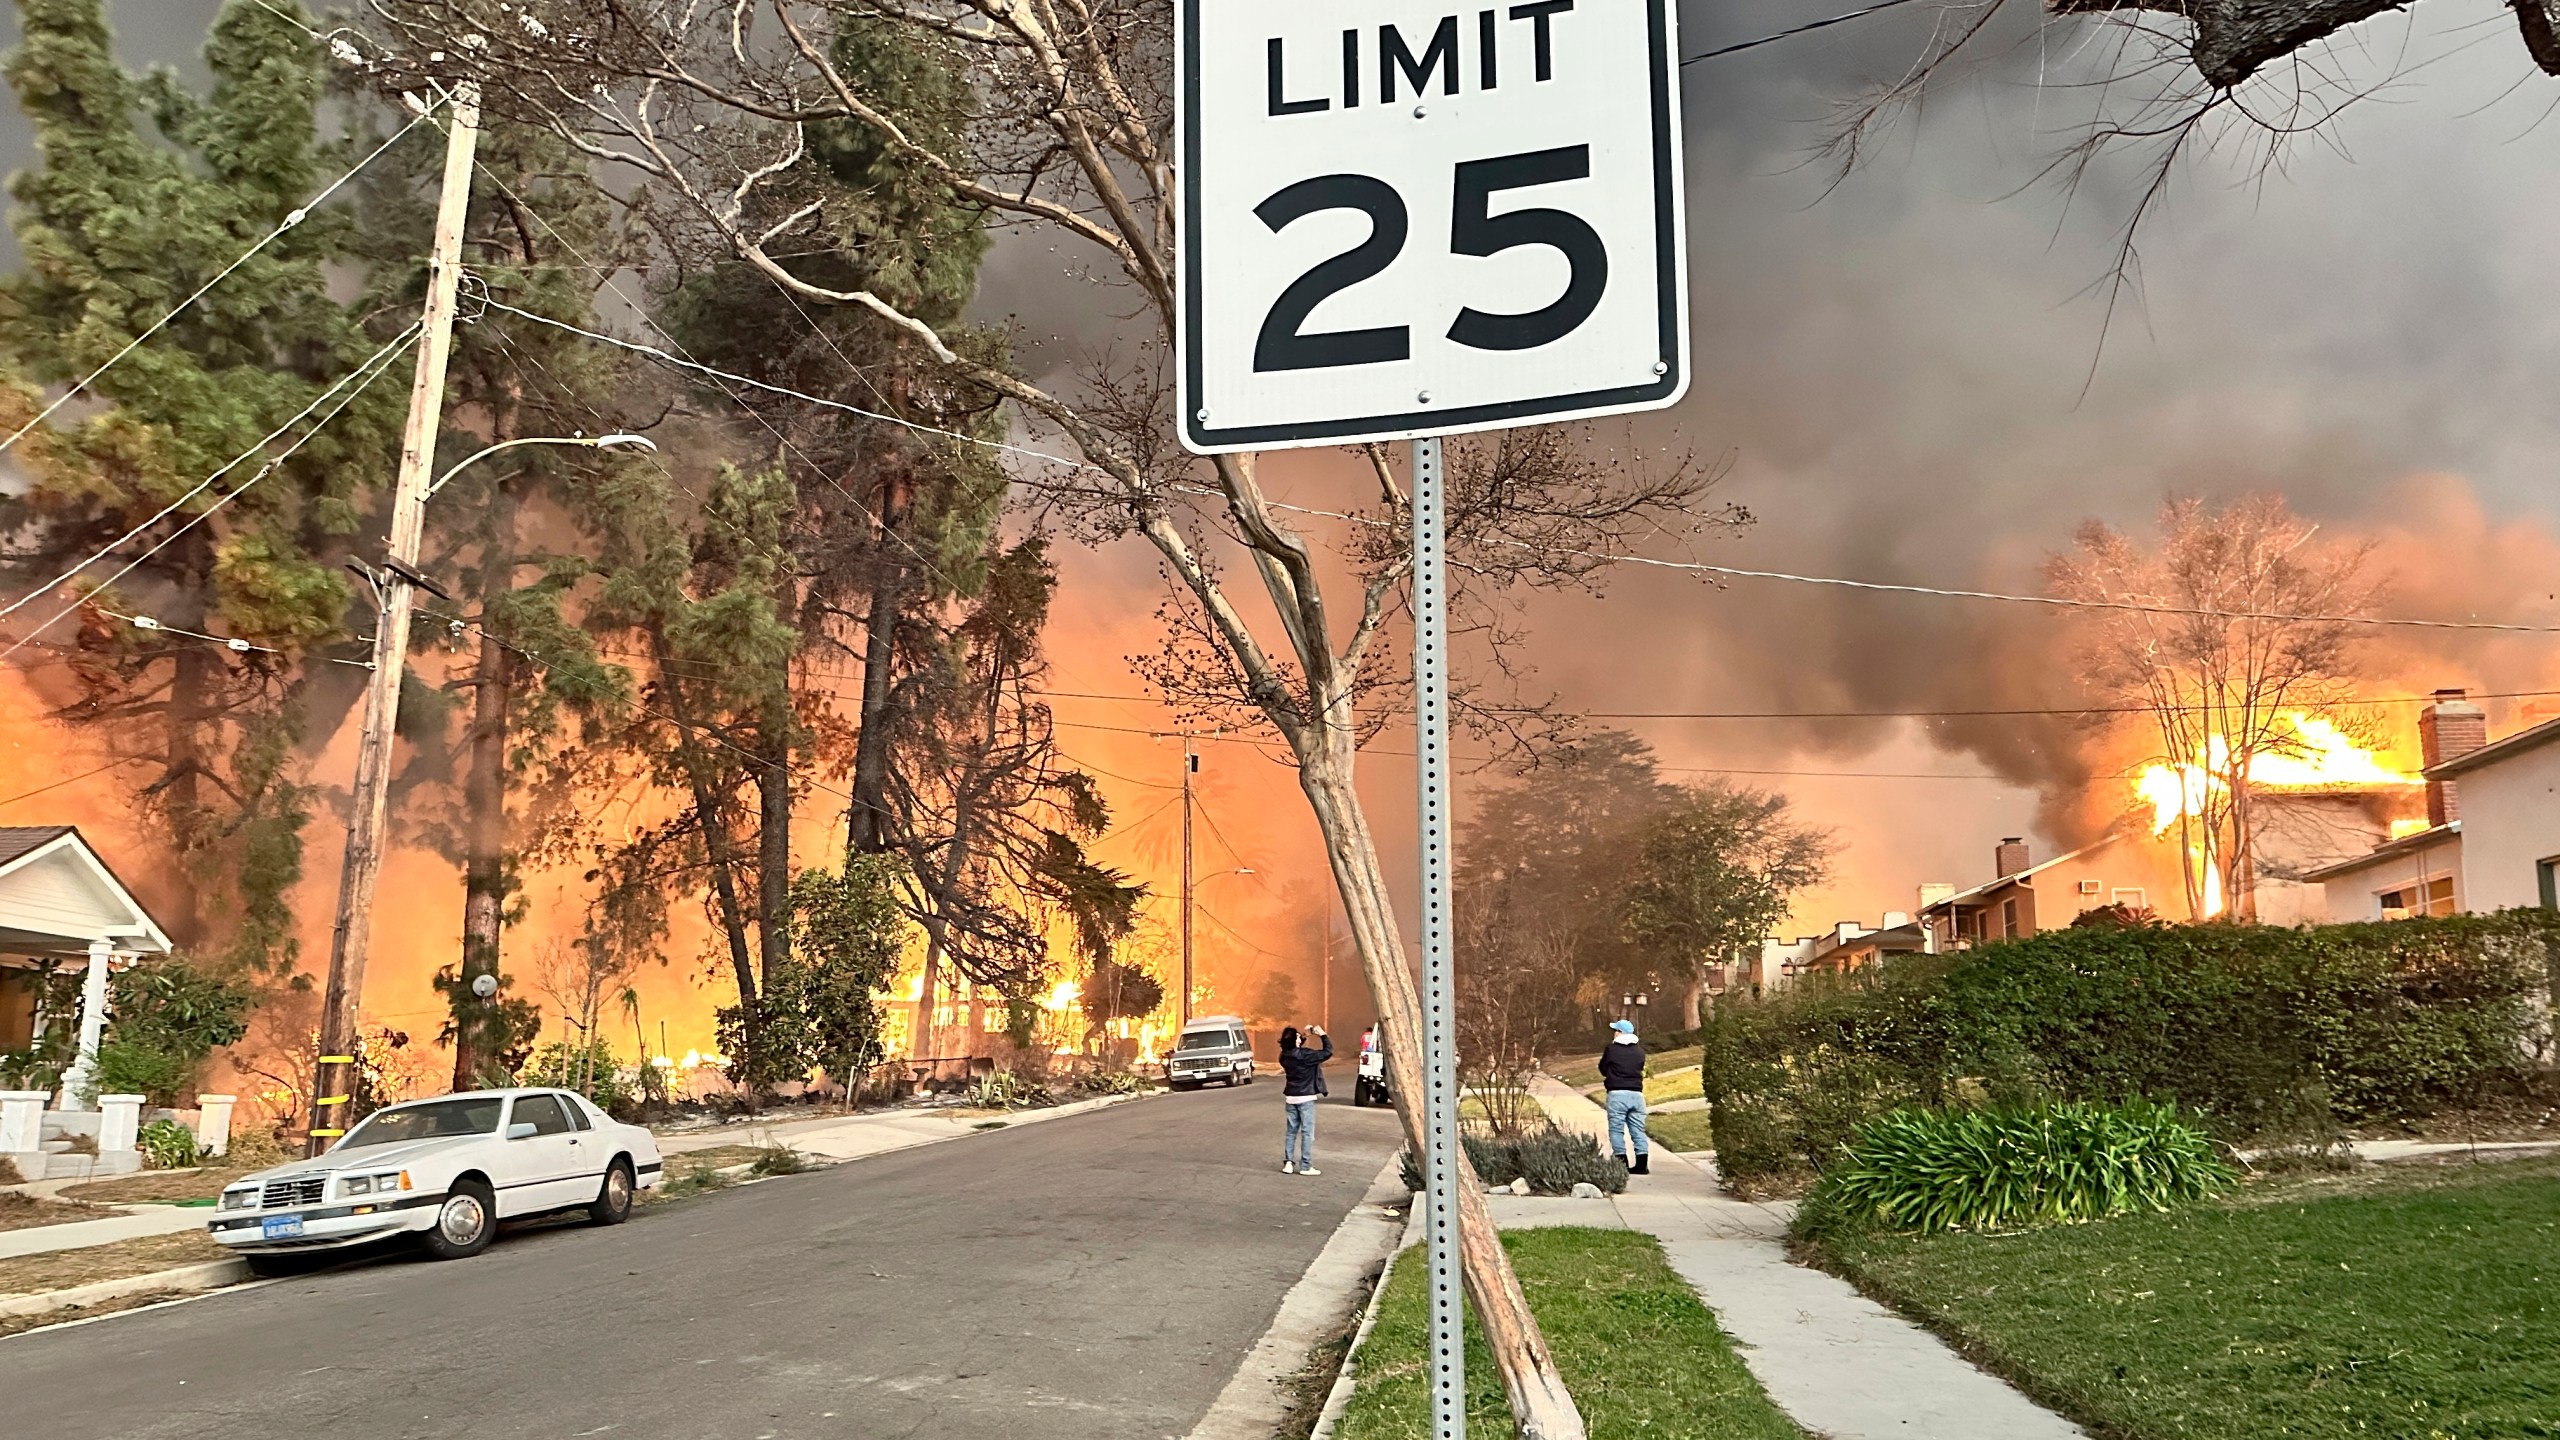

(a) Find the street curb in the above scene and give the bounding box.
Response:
[1307,1202,1423,1440]
[1185,1157,1407,1440]
[0,1257,249,1320]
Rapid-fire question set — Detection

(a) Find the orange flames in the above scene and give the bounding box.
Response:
[2132,711,2419,917]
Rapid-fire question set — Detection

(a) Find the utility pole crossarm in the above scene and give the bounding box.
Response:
[310,85,482,1155]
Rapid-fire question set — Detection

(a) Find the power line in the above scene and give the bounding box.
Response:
[0,325,424,661]
[498,294,2560,635]
[0,321,424,629]
[0,757,143,812]
[0,104,438,461]
[1679,0,1936,66]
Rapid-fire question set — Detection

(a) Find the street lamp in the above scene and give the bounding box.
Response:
[1181,865,1254,1026]
[310,429,659,1155]
[425,432,657,498]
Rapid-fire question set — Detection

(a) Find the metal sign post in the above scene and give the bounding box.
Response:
[1411,434,1465,1438]
[1172,7,1691,1435]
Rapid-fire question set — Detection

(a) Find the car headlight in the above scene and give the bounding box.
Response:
[377,1171,411,1192]
[220,1188,257,1211]
[339,1174,374,1196]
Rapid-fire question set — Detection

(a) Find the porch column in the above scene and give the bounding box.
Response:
[0,1090,46,1153]
[194,1094,237,1158]
[54,938,115,1111]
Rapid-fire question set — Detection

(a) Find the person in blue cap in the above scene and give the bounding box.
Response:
[1598,1018,1650,1175]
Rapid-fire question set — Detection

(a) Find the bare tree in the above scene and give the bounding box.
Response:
[2047,494,2378,921]
[358,8,1743,1429]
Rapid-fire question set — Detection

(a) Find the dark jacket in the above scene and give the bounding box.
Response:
[1598,1039,1646,1092]
[1280,1034,1334,1097]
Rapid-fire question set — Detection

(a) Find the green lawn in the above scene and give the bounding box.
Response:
[1553,1046,1703,1091]
[1643,1109,1716,1154]
[1334,1227,1804,1440]
[1810,1158,2560,1440]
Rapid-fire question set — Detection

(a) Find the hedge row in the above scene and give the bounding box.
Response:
[1701,911,2559,1189]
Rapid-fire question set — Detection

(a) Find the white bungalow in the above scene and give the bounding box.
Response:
[0,826,196,1180]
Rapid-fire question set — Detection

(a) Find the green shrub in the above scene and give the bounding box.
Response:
[1795,1098,2232,1238]
[135,1117,201,1170]
[1703,911,2556,1189]
[1400,1127,1628,1195]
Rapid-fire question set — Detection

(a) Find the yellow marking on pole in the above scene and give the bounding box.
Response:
[311,1128,345,1137]
[319,1055,355,1064]
[314,1094,350,1105]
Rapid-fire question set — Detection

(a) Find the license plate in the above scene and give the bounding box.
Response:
[261,1215,304,1240]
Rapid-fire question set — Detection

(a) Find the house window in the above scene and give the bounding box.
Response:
[2539,858,2558,912]
[2000,898,2020,938]
[2377,877,2457,920]
[2111,888,2147,909]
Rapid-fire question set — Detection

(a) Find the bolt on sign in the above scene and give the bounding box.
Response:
[1176,0,1690,454]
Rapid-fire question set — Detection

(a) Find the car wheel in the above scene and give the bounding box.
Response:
[588,1158,636,1226]
[419,1178,497,1260]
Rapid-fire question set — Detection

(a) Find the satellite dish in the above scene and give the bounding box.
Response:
[470,973,499,1000]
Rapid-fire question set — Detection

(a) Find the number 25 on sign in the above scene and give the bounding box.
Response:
[1176,0,1689,455]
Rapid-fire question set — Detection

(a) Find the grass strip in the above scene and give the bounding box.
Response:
[0,1193,111,1232]
[1809,1157,2560,1440]
[60,1169,257,1205]
[0,1230,230,1298]
[1333,1226,1805,1440]
[1643,1110,1717,1154]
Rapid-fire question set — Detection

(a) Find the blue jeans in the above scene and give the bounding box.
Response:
[1285,1099,1318,1167]
[1605,1089,1649,1158]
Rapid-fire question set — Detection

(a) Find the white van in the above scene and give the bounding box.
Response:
[1165,1015,1255,1090]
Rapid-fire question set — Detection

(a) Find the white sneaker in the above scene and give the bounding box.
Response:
[1299,1166,1321,1176]
[1281,1161,1297,1174]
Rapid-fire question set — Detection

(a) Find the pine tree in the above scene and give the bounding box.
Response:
[0,0,401,975]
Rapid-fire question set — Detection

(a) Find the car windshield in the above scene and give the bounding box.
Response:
[1176,1031,1236,1052]
[338,1097,504,1149]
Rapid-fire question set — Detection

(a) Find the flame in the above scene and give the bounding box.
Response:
[2137,713,2416,836]
[2133,712,2416,919]
[2388,817,2434,840]
[1041,979,1081,1013]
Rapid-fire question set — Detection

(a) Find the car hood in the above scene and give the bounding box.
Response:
[244,1135,486,1183]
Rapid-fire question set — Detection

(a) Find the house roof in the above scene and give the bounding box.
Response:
[0,826,172,956]
[2428,714,2560,780]
[1918,831,2132,915]
[2298,822,2461,882]
[0,826,76,869]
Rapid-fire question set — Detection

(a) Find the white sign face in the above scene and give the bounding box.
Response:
[1176,0,1687,454]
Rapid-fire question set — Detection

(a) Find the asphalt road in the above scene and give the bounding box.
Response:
[3,1085,1403,1440]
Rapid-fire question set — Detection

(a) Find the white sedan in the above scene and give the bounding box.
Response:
[208,1088,664,1274]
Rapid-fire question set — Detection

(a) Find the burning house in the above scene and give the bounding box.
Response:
[2307,689,2560,921]
[1919,707,2436,943]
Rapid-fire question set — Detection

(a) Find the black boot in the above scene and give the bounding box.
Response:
[1630,1152,1649,1175]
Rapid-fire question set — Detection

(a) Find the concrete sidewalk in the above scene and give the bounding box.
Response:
[1528,1076,2085,1440]
[0,1205,211,1262]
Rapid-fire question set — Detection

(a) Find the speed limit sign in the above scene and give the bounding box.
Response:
[1176,0,1688,454]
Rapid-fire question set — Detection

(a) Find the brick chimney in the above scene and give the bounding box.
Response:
[1995,837,2031,877]
[2418,688,2488,827]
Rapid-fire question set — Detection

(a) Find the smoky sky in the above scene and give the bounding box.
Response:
[14,0,2560,929]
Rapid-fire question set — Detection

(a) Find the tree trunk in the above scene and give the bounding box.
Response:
[846,467,910,856]
[654,644,758,1015]
[1300,757,1584,1439]
[453,483,519,1090]
[755,730,794,992]
[159,528,215,949]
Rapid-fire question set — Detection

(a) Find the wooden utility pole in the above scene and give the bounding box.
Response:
[1178,736,1196,1028]
[310,86,481,1154]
